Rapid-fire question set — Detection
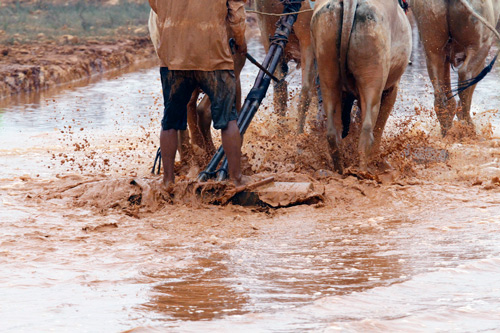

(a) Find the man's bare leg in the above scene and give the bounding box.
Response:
[160,129,178,186]
[221,120,244,186]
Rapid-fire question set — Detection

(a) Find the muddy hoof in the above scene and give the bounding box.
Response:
[445,121,477,141]
[368,159,393,174]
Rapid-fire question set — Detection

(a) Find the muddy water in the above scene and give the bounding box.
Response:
[1,33,500,333]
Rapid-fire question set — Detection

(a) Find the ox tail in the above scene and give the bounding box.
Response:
[339,0,358,87]
[450,0,500,98]
[338,0,357,137]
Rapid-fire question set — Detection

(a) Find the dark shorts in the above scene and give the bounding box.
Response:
[160,67,239,131]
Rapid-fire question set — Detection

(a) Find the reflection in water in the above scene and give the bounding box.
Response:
[143,253,250,321]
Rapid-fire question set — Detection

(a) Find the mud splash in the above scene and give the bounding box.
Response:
[1,32,500,332]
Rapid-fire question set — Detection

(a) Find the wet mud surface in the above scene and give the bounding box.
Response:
[2,27,500,332]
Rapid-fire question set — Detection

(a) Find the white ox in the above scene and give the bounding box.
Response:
[311,0,412,172]
[410,0,500,135]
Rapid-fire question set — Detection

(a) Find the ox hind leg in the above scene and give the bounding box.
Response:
[274,60,289,117]
[187,90,216,158]
[312,2,345,173]
[196,96,216,157]
[315,54,344,172]
[322,80,344,173]
[456,46,490,129]
[314,37,344,172]
[372,84,398,155]
[297,42,316,134]
[357,81,385,171]
[425,49,457,136]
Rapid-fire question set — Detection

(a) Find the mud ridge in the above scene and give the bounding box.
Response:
[0,37,156,99]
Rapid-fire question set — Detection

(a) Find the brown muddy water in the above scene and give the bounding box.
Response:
[1,34,500,332]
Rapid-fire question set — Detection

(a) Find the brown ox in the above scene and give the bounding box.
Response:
[410,0,500,135]
[253,0,316,133]
[311,0,412,172]
[148,10,246,161]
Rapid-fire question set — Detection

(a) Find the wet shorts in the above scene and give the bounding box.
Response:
[160,67,239,131]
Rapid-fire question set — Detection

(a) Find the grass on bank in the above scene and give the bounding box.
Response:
[0,0,151,44]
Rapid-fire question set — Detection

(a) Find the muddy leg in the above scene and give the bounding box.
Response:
[412,1,455,135]
[371,84,398,155]
[197,96,216,157]
[178,90,199,163]
[456,46,490,129]
[273,60,289,117]
[160,129,178,185]
[187,89,202,151]
[317,62,343,173]
[177,130,192,163]
[426,50,456,136]
[357,85,384,171]
[312,2,344,172]
[297,45,315,134]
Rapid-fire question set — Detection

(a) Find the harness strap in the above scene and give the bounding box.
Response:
[398,0,409,14]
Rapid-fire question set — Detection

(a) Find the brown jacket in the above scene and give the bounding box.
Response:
[149,0,246,71]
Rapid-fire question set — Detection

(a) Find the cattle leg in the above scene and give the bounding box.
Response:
[196,95,216,157]
[316,56,343,172]
[177,130,192,163]
[187,89,216,157]
[425,49,457,136]
[456,46,490,128]
[372,85,398,156]
[297,44,315,134]
[273,60,289,117]
[177,92,195,163]
[357,85,384,172]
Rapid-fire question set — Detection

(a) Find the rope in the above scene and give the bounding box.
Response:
[246,8,313,17]
[458,0,500,42]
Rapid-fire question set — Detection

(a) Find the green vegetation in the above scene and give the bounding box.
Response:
[0,0,151,44]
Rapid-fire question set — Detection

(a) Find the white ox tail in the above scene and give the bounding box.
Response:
[452,0,500,96]
[339,0,358,88]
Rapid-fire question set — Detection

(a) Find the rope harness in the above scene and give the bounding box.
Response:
[246,8,313,16]
[249,0,410,17]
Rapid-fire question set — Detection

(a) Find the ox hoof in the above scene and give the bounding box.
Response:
[368,159,393,174]
[444,120,477,141]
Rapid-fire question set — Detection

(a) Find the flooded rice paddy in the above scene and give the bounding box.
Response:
[1,33,500,332]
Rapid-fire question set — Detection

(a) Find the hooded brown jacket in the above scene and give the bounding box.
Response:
[149,0,246,71]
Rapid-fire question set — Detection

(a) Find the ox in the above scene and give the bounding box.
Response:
[253,0,316,133]
[410,0,500,135]
[148,10,246,162]
[311,0,412,173]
